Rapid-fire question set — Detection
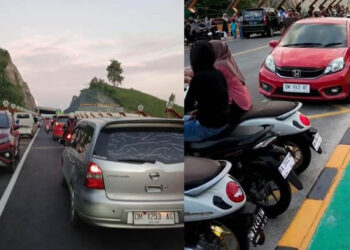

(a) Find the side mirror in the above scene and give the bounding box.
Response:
[269,40,279,48]
[13,124,20,130]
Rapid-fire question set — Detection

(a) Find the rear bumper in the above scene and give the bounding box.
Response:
[243,25,267,34]
[75,188,184,229]
[53,128,64,138]
[18,128,33,136]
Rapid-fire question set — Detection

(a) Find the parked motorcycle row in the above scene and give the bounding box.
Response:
[184,86,322,249]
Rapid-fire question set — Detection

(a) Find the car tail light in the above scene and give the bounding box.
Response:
[299,114,310,126]
[65,132,72,141]
[85,162,105,189]
[226,181,245,203]
[263,15,267,25]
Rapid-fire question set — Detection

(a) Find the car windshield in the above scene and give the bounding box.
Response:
[244,10,263,18]
[17,114,30,119]
[280,23,347,48]
[93,128,184,164]
[58,117,68,123]
[0,114,9,128]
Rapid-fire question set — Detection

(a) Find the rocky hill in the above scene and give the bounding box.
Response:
[0,48,36,111]
[65,83,184,118]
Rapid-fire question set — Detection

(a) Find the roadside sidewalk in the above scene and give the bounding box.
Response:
[276,127,350,250]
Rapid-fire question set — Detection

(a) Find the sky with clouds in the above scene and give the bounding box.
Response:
[0,0,183,110]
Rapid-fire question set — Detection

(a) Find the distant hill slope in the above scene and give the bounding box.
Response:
[0,48,36,110]
[65,83,184,118]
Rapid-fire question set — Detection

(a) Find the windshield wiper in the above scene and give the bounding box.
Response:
[324,42,344,47]
[117,159,156,164]
[283,42,323,47]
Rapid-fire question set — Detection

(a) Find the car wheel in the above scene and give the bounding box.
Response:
[7,161,16,173]
[70,191,83,227]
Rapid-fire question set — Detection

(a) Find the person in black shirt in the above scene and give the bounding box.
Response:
[185,40,229,142]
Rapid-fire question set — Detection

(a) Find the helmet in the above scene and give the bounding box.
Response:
[68,112,75,119]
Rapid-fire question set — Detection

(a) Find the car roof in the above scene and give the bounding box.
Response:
[78,117,183,130]
[296,17,348,25]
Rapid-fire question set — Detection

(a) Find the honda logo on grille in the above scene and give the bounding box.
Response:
[293,69,302,78]
[149,172,160,180]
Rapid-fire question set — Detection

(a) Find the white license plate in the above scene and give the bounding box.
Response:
[278,153,295,179]
[248,208,268,246]
[312,132,322,151]
[283,83,310,93]
[134,211,175,225]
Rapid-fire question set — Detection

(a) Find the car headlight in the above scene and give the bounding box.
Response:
[324,57,344,74]
[265,55,276,73]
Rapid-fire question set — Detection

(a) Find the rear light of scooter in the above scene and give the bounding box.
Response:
[299,114,310,126]
[226,181,245,203]
[65,133,72,141]
[85,162,105,189]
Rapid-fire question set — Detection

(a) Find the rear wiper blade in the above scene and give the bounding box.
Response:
[324,42,343,47]
[117,159,156,164]
[283,43,322,47]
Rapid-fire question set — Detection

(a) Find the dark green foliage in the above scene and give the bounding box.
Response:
[0,48,24,107]
[106,59,124,87]
[88,79,184,118]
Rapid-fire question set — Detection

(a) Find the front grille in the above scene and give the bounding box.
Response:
[275,88,320,97]
[276,67,324,79]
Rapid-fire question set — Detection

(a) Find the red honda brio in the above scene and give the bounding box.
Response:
[52,115,69,140]
[259,18,350,101]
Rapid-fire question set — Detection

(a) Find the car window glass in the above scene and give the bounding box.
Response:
[244,10,263,19]
[280,23,347,48]
[76,125,94,154]
[93,128,184,164]
[0,114,9,128]
[70,127,81,150]
[58,117,68,123]
[16,114,30,119]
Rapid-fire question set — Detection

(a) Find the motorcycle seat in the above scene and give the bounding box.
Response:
[185,157,223,191]
[239,101,298,122]
[188,126,267,152]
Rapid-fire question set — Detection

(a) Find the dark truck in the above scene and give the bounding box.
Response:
[242,7,280,38]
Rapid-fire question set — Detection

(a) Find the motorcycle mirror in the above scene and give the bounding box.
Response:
[269,40,279,48]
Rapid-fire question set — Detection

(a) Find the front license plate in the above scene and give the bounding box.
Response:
[278,153,295,179]
[283,83,310,93]
[312,132,322,151]
[248,208,268,246]
[133,211,175,225]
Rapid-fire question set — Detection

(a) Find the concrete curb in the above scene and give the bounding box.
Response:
[275,128,350,250]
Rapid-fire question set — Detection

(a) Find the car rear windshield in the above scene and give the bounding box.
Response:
[93,128,184,164]
[0,114,9,128]
[58,117,68,123]
[17,114,30,119]
[244,10,263,18]
[280,23,347,48]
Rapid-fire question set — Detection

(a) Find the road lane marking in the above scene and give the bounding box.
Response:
[0,128,40,217]
[308,105,350,120]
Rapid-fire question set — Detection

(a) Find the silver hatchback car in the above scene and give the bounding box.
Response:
[61,117,184,228]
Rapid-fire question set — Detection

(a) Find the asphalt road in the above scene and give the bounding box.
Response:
[0,129,183,250]
[186,35,350,249]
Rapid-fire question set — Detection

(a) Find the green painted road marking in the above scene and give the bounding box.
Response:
[309,162,350,250]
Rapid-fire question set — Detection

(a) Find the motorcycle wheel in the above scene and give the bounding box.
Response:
[244,163,291,218]
[185,221,241,250]
[279,136,312,175]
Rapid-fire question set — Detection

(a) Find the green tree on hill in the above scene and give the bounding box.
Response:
[107,59,124,87]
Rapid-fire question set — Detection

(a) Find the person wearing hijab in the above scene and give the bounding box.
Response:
[185,40,229,142]
[210,40,252,124]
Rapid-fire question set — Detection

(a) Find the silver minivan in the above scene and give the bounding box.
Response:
[61,117,184,228]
